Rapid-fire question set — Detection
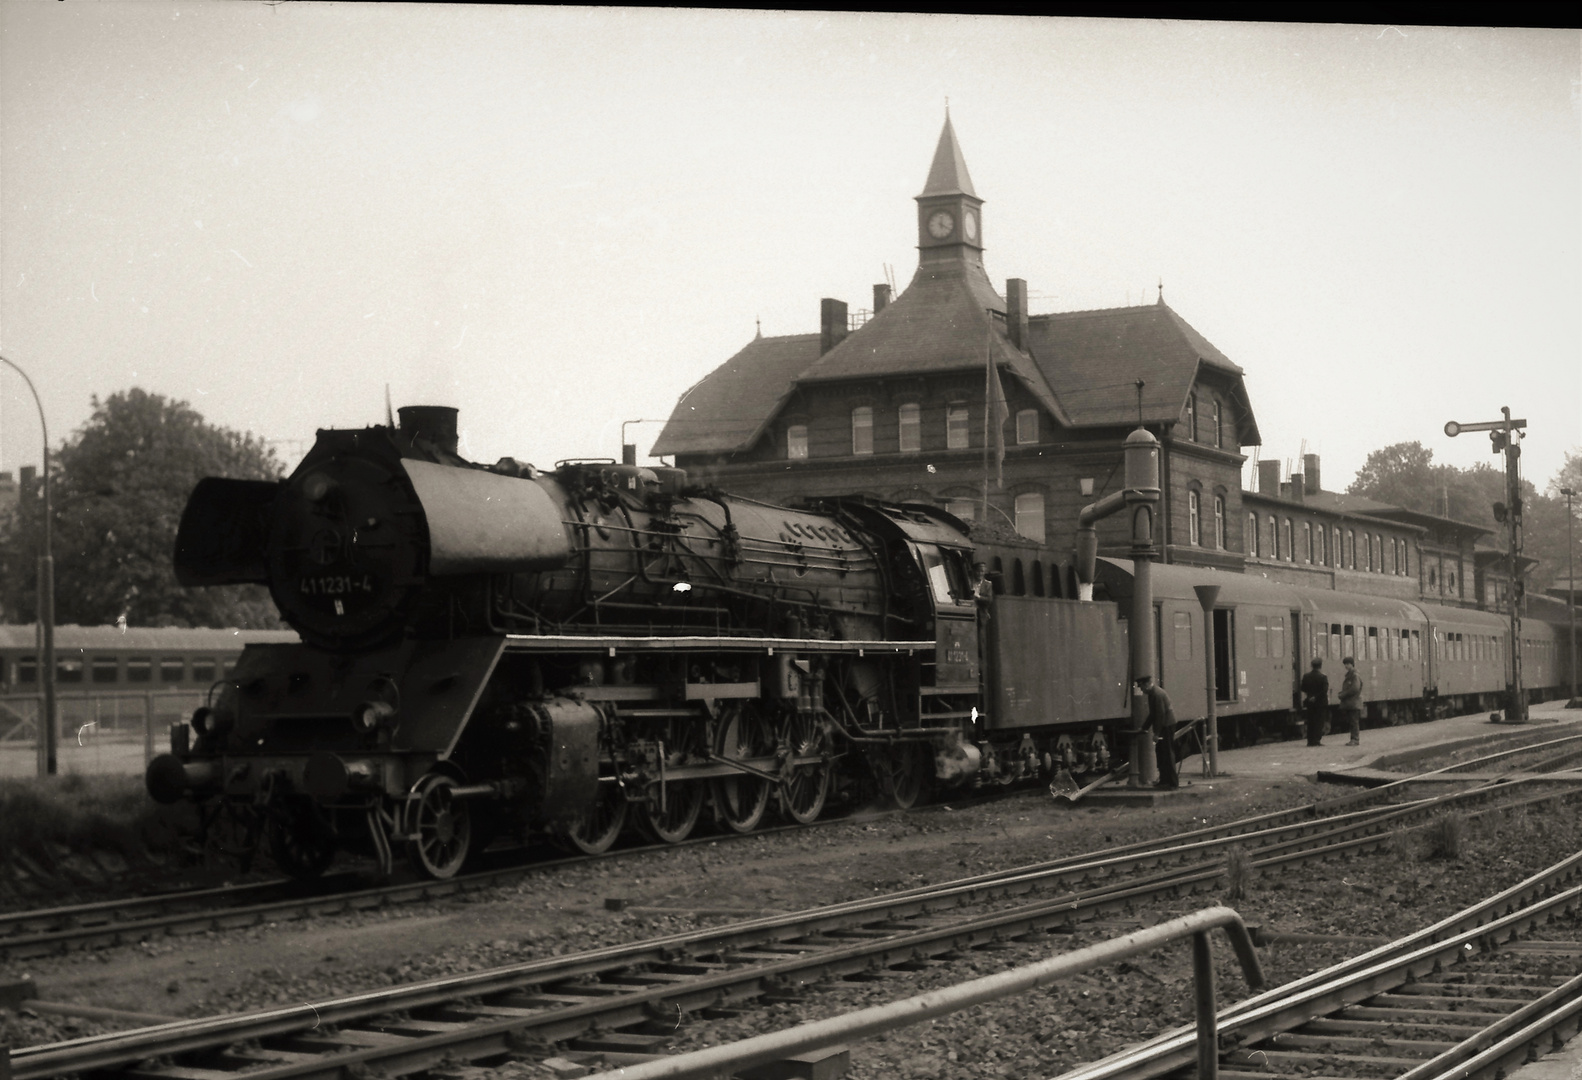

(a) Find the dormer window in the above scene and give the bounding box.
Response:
[1185,393,1197,442]
[1211,400,1222,448]
[787,425,808,459]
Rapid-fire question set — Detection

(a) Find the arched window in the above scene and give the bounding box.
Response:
[1185,393,1197,441]
[1015,409,1038,445]
[1031,560,1045,597]
[1332,527,1341,567]
[1303,522,1313,563]
[786,425,808,459]
[1248,512,1260,556]
[1014,493,1046,543]
[1012,559,1027,596]
[1400,540,1410,576]
[1189,490,1201,546]
[1282,518,1293,561]
[945,497,976,522]
[851,407,873,455]
[897,403,921,453]
[1316,524,1326,566]
[1365,533,1374,572]
[1383,535,1393,574]
[1213,496,1225,549]
[946,404,969,450]
[1211,400,1222,449]
[1347,529,1357,569]
[990,556,1005,595]
[1268,515,1278,560]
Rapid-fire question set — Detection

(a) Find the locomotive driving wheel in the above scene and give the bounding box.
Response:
[634,718,707,844]
[711,702,774,833]
[779,711,831,825]
[563,779,628,855]
[405,774,472,879]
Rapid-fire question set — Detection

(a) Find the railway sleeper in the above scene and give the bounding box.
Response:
[1301,1016,1490,1038]
[1223,1046,1433,1070]
[1264,1031,1461,1054]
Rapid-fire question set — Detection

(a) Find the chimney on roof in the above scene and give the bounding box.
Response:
[820,298,848,355]
[1291,473,1306,504]
[1303,453,1321,493]
[873,283,892,314]
[1258,460,1281,497]
[1005,279,1029,350]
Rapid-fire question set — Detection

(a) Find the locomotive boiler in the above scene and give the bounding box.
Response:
[148,406,1015,878]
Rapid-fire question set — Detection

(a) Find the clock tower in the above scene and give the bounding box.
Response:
[916,112,984,265]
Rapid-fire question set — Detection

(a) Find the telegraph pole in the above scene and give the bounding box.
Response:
[1444,408,1527,722]
[1563,486,1579,709]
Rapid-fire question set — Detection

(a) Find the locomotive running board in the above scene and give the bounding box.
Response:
[503,635,934,655]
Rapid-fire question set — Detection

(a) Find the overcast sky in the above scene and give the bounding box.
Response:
[2,6,1577,499]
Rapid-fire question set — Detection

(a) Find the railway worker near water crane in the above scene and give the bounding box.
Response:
[1135,675,1179,790]
[1339,657,1364,747]
[1301,658,1330,747]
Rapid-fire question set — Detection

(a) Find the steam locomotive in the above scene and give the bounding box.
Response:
[148,407,1125,879]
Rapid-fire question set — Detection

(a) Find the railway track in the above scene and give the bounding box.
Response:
[7,772,1581,1080]
[3,730,1578,964]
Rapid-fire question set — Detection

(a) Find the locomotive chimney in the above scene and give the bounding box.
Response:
[398,406,460,457]
[1258,460,1281,497]
[1304,453,1321,493]
[820,298,849,355]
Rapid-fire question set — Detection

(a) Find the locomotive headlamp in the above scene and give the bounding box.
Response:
[302,472,337,502]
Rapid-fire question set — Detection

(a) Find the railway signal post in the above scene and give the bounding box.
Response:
[1444,408,1527,722]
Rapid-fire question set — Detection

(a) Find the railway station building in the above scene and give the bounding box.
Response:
[651,116,1537,613]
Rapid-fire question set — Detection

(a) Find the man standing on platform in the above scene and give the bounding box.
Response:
[1136,675,1178,789]
[1301,658,1330,747]
[1339,657,1364,746]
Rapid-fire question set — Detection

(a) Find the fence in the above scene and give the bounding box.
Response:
[0,691,203,778]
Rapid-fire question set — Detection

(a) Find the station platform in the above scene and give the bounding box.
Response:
[1075,698,1582,803]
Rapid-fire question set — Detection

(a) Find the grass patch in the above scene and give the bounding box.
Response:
[1222,844,1253,902]
[0,773,191,884]
[1425,813,1467,861]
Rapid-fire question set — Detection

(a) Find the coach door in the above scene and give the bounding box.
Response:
[1213,608,1234,701]
[1293,611,1306,710]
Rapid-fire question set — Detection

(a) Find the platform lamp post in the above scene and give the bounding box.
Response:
[1445,409,1527,722]
[1563,486,1579,709]
[1,354,56,775]
[1193,584,1221,777]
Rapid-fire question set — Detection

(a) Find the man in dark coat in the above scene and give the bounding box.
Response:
[1339,657,1364,746]
[1136,674,1178,789]
[1300,658,1330,747]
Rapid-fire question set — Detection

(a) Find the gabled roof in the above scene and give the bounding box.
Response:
[920,113,977,199]
[650,333,820,458]
[1345,501,1493,539]
[1022,301,1260,443]
[1300,490,1398,516]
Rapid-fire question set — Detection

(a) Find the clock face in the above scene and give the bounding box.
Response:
[927,210,955,240]
[963,210,978,241]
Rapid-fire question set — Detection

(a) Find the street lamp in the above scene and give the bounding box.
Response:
[1563,486,1579,709]
[0,354,55,774]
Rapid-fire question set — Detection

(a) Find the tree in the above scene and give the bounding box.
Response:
[1,389,284,628]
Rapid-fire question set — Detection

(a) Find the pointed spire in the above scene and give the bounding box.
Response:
[920,112,977,199]
[755,317,762,339]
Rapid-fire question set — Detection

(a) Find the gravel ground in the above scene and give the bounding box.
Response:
[2,778,1578,1079]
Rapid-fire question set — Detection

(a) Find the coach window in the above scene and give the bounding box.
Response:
[1014,493,1046,543]
[1188,490,1201,545]
[1253,615,1268,658]
[1185,393,1197,442]
[1367,627,1379,660]
[160,657,185,683]
[946,404,969,450]
[1330,623,1342,657]
[1282,519,1294,561]
[92,656,119,684]
[1343,624,1355,659]
[1271,615,1285,657]
[1174,611,1193,660]
[18,657,37,684]
[1248,513,1259,556]
[1211,400,1222,448]
[897,404,921,453]
[191,658,217,683]
[1213,496,1225,549]
[126,657,152,683]
[851,407,874,455]
[1016,409,1038,445]
[57,657,84,684]
[787,425,808,460]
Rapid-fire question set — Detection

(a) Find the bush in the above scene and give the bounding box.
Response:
[1425,814,1466,860]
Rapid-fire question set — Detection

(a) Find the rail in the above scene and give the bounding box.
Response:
[584,907,1264,1080]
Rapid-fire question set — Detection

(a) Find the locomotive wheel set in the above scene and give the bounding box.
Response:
[148,407,1120,880]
